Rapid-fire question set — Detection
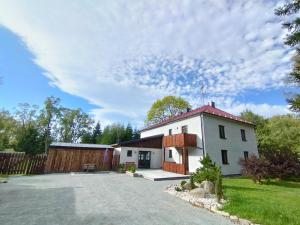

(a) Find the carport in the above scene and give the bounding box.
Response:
[45,143,114,173]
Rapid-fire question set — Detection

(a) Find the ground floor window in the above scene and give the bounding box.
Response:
[221,150,228,164]
[168,149,172,158]
[127,150,132,157]
[244,151,249,160]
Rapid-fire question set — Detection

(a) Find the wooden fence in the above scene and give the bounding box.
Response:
[0,152,47,175]
[163,161,186,175]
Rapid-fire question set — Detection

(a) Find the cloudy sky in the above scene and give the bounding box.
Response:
[0,0,296,127]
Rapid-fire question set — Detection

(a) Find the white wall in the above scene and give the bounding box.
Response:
[141,115,204,149]
[117,146,162,169]
[203,115,258,175]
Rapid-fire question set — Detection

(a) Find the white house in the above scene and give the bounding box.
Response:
[113,102,258,175]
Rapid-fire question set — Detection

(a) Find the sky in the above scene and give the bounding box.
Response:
[0,0,297,127]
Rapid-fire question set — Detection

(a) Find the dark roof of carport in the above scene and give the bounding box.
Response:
[50,142,113,149]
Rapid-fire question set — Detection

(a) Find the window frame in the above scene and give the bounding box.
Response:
[221,150,229,165]
[168,129,172,135]
[181,125,188,134]
[219,125,226,139]
[127,150,132,157]
[241,129,247,141]
[168,149,172,158]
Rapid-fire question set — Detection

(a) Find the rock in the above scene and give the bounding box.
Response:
[0,180,7,183]
[182,182,191,190]
[189,187,206,198]
[199,181,205,188]
[239,219,251,225]
[230,215,239,224]
[202,180,214,194]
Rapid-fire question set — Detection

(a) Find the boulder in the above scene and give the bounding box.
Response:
[202,180,214,194]
[182,182,191,190]
[189,187,206,198]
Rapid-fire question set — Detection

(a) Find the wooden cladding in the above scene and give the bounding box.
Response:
[162,133,197,148]
[163,162,186,175]
[45,148,113,173]
[0,152,47,175]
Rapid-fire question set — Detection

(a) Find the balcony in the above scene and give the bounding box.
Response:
[163,162,186,174]
[162,133,197,148]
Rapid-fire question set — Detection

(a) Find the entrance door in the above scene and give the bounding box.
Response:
[138,151,151,169]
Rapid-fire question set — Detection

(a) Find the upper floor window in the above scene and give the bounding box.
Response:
[244,151,249,160]
[181,125,188,134]
[219,125,226,139]
[241,129,247,141]
[221,150,228,164]
[168,129,172,135]
[168,149,172,158]
[127,150,132,157]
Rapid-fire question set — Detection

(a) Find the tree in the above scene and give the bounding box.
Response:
[38,96,61,153]
[124,123,133,141]
[275,2,300,112]
[59,108,94,143]
[92,121,102,143]
[0,110,16,150]
[132,128,140,140]
[259,115,300,153]
[146,96,191,125]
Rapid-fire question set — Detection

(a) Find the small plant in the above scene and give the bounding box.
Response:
[180,180,187,188]
[175,186,182,192]
[118,163,126,173]
[127,166,136,173]
[190,175,196,190]
[215,166,223,203]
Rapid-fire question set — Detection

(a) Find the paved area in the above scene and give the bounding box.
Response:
[0,173,234,225]
[136,169,190,181]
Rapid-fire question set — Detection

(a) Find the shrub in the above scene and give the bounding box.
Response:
[118,163,126,173]
[180,180,187,187]
[239,154,270,183]
[175,186,182,192]
[190,175,196,190]
[215,166,223,203]
[192,155,218,184]
[239,149,300,183]
[127,166,136,173]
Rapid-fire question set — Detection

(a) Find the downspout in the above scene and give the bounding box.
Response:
[200,114,206,156]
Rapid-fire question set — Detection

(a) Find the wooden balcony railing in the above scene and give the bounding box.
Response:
[162,133,197,148]
[163,162,186,175]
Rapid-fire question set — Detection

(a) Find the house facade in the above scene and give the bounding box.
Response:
[114,103,258,175]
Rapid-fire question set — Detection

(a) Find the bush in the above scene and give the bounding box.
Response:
[118,163,126,173]
[215,166,223,203]
[240,149,300,183]
[127,166,136,173]
[175,186,182,192]
[192,155,218,184]
[180,180,187,187]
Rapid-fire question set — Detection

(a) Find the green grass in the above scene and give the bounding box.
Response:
[223,177,300,225]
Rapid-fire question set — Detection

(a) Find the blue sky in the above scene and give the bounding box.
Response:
[0,0,297,127]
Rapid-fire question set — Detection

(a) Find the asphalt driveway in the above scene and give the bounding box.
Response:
[0,173,234,225]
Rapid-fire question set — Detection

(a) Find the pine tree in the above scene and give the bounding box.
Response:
[132,128,140,140]
[124,123,133,141]
[275,1,300,112]
[92,121,102,143]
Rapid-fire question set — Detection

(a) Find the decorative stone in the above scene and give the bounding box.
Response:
[182,182,191,190]
[239,219,251,225]
[189,187,206,198]
[230,215,239,223]
[203,180,214,194]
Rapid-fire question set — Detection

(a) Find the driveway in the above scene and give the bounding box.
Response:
[0,173,234,225]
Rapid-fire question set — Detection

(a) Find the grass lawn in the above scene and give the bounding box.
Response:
[223,177,300,225]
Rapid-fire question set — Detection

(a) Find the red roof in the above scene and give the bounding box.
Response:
[141,105,254,132]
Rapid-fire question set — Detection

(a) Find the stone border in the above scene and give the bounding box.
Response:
[165,185,260,225]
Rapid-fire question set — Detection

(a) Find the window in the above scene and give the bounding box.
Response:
[221,150,228,164]
[219,125,226,139]
[127,150,132,157]
[168,149,172,158]
[244,151,249,160]
[169,129,172,135]
[241,129,246,141]
[181,125,188,134]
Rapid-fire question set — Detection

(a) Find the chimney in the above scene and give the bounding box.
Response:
[211,101,215,108]
[186,107,191,112]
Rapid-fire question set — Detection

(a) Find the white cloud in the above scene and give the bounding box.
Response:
[0,0,293,125]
